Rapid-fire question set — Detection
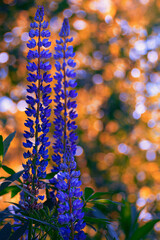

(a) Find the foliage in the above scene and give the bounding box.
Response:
[0,134,113,239]
[0,138,159,239]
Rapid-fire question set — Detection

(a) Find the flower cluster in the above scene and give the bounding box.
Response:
[50,19,86,239]
[20,6,52,210]
[20,6,85,238]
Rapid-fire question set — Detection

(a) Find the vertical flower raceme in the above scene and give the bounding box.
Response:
[51,19,86,240]
[20,6,52,210]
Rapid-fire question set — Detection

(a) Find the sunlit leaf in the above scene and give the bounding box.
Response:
[90,199,118,205]
[2,165,15,175]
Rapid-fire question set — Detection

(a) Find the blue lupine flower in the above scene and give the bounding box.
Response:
[51,18,86,239]
[20,6,52,211]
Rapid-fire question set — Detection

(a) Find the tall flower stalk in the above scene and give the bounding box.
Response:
[51,19,86,240]
[20,6,52,210]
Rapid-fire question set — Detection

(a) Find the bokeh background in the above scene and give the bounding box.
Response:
[1,0,160,238]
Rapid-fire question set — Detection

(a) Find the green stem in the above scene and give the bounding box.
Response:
[28,219,33,240]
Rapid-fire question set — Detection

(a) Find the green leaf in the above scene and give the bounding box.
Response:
[0,135,3,164]
[0,223,11,240]
[130,219,160,240]
[40,172,56,180]
[3,131,16,156]
[12,213,58,230]
[11,185,21,198]
[83,206,94,212]
[8,182,36,199]
[2,165,15,175]
[92,206,108,220]
[87,191,110,201]
[131,205,141,233]
[0,186,14,197]
[90,199,118,205]
[0,170,24,193]
[84,216,109,225]
[84,187,94,201]
[1,165,22,184]
[120,199,132,239]
[8,222,28,240]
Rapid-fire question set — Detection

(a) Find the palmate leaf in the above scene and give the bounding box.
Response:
[3,131,16,156]
[8,181,37,199]
[0,186,12,197]
[7,181,37,200]
[0,223,11,240]
[84,187,94,201]
[130,219,160,240]
[0,170,24,193]
[10,185,21,198]
[84,187,110,203]
[87,192,110,201]
[0,185,21,198]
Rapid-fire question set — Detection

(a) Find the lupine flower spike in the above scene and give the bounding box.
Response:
[51,18,86,240]
[20,6,52,210]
